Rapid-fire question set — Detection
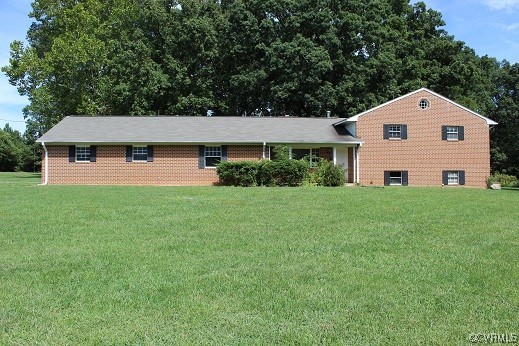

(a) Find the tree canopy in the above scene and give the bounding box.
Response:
[2,0,518,175]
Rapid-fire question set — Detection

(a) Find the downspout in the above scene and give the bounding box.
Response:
[262,142,266,159]
[356,144,362,184]
[41,142,49,185]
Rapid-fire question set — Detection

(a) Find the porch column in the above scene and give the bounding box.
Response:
[332,146,337,165]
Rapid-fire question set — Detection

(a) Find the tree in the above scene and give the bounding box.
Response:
[485,60,519,176]
[2,0,517,174]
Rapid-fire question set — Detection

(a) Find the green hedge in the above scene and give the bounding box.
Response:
[216,161,259,187]
[217,158,346,187]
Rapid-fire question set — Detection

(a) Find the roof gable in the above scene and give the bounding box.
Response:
[334,88,497,125]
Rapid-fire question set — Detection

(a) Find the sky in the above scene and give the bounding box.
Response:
[1,0,518,133]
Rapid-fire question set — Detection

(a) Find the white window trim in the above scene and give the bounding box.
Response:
[389,171,403,186]
[132,146,148,162]
[446,126,459,141]
[75,146,91,163]
[447,171,459,185]
[388,125,402,139]
[204,146,222,168]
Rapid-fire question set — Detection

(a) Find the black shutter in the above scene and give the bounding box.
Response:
[442,126,448,140]
[384,171,390,186]
[459,170,466,185]
[198,146,205,169]
[69,146,75,162]
[383,125,389,139]
[147,145,154,162]
[402,171,409,186]
[458,126,464,141]
[90,146,97,162]
[126,146,133,162]
[401,125,408,139]
[442,171,448,185]
[221,145,228,162]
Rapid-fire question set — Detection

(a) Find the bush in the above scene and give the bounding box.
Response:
[217,157,345,188]
[487,173,518,188]
[272,159,309,186]
[316,160,346,187]
[257,160,276,186]
[216,161,258,186]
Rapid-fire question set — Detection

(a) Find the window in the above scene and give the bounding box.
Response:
[447,171,459,185]
[383,124,407,139]
[443,170,465,185]
[390,171,402,185]
[69,145,96,162]
[388,125,401,139]
[442,126,464,141]
[384,171,409,186]
[133,146,148,161]
[76,146,90,162]
[419,99,429,110]
[198,146,227,168]
[291,148,320,166]
[126,145,153,162]
[204,146,222,167]
[446,126,458,140]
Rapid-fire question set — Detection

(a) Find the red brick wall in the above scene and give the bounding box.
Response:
[348,147,354,183]
[44,145,263,185]
[356,90,491,188]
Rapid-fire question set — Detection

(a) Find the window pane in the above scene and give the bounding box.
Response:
[310,148,320,167]
[446,126,458,140]
[204,146,221,167]
[133,146,148,161]
[388,125,401,138]
[76,147,90,161]
[292,149,310,160]
[204,146,221,157]
[447,171,459,185]
[389,171,402,185]
[205,157,220,167]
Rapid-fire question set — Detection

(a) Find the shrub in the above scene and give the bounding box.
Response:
[272,159,309,186]
[216,161,258,187]
[487,173,518,188]
[257,159,308,187]
[316,160,346,187]
[257,160,276,186]
[217,157,345,188]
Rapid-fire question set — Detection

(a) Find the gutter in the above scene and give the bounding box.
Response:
[41,142,49,185]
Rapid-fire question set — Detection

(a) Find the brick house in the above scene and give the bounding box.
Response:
[36,88,496,187]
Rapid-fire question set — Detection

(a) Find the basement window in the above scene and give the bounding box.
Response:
[384,171,409,186]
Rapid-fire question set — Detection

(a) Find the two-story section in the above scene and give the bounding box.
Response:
[335,88,497,188]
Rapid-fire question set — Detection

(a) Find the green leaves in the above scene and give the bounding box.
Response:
[2,0,518,175]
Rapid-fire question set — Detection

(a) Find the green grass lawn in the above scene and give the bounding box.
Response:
[0,172,518,345]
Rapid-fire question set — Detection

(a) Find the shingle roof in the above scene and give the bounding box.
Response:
[37,116,362,145]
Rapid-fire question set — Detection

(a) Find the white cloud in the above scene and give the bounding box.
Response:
[482,0,519,10]
[505,22,519,30]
